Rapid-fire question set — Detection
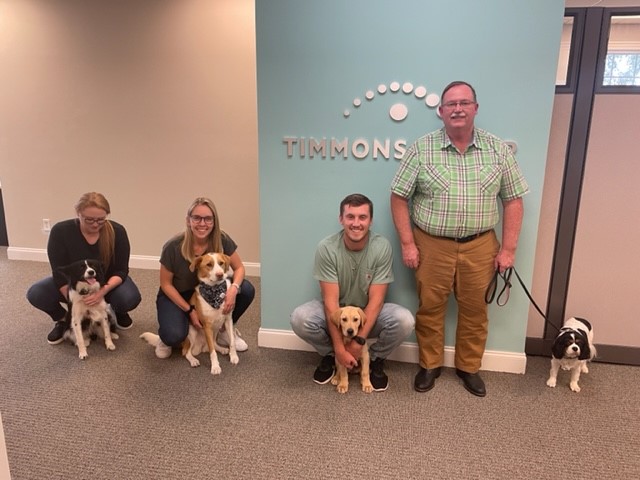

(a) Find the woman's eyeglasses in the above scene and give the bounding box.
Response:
[82,216,107,225]
[190,215,214,225]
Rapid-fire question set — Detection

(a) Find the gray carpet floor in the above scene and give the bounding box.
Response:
[0,247,638,480]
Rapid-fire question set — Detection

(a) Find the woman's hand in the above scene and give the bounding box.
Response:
[83,289,106,307]
[223,286,237,315]
[189,309,203,329]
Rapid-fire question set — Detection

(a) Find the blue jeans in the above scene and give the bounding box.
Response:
[290,299,415,360]
[156,279,255,347]
[27,276,142,322]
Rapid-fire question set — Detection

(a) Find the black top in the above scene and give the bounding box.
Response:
[159,232,237,294]
[47,218,131,288]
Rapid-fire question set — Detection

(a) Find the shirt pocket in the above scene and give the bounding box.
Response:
[480,164,502,196]
[419,164,450,195]
[359,268,375,295]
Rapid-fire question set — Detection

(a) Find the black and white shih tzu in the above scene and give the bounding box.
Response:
[546,317,596,393]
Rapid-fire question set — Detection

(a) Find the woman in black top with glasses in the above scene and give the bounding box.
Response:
[27,192,141,344]
[151,196,255,359]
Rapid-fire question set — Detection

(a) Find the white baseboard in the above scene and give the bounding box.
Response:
[0,412,11,480]
[257,328,527,374]
[6,247,261,277]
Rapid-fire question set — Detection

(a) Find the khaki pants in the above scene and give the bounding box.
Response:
[413,228,499,373]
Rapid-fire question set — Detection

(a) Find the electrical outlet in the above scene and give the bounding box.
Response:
[42,218,51,232]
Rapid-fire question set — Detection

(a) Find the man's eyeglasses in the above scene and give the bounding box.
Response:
[190,215,214,225]
[441,100,476,109]
[82,216,107,225]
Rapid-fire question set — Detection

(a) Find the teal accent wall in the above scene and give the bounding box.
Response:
[256,0,564,353]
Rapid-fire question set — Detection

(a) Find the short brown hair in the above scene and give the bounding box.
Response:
[339,193,373,218]
[441,81,477,102]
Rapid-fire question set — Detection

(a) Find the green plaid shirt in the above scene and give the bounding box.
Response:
[391,127,529,238]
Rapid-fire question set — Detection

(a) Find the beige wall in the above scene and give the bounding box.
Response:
[528,94,572,337]
[0,0,259,265]
[566,95,640,347]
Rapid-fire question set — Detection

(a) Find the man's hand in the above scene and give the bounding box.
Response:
[494,248,516,273]
[345,340,364,364]
[401,242,420,269]
[335,348,357,369]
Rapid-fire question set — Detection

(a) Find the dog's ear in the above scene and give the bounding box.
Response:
[87,260,105,283]
[575,330,591,360]
[189,256,201,273]
[551,334,567,359]
[330,309,343,328]
[221,254,232,275]
[357,307,367,326]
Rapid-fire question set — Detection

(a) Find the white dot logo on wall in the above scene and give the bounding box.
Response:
[343,81,440,122]
[283,80,441,162]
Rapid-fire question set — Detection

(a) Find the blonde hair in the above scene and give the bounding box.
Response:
[75,192,115,268]
[180,197,222,263]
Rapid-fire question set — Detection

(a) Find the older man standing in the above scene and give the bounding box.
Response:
[390,81,529,397]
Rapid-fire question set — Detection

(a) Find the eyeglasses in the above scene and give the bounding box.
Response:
[441,100,476,109]
[82,216,107,225]
[190,215,214,225]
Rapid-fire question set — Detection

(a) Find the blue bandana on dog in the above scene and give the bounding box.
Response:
[198,282,227,309]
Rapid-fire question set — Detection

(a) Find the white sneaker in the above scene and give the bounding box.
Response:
[217,328,248,352]
[155,339,172,359]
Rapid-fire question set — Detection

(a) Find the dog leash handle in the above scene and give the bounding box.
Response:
[485,268,512,307]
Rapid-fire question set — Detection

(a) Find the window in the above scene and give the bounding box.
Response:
[603,53,640,85]
[601,14,640,90]
[556,16,575,87]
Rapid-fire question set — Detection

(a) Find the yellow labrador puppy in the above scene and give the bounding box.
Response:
[330,306,373,394]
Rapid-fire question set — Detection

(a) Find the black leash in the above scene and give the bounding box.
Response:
[485,267,562,334]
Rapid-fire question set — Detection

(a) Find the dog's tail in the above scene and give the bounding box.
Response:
[139,332,160,347]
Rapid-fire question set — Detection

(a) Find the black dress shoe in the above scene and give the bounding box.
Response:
[456,369,486,397]
[414,367,442,392]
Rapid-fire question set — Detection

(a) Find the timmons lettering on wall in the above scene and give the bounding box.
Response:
[283,136,517,160]
[281,81,518,161]
[283,137,407,161]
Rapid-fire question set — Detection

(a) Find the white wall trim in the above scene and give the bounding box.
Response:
[0,412,11,480]
[258,328,527,374]
[6,247,261,276]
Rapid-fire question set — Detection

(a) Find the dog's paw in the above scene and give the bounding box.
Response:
[111,332,120,340]
[570,382,581,392]
[336,383,348,394]
[229,353,239,365]
[362,382,373,394]
[188,358,200,368]
[78,352,88,360]
[105,341,116,351]
[546,378,557,388]
[330,377,339,386]
[210,365,222,375]
[582,365,589,374]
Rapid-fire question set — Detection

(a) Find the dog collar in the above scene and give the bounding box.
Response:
[199,282,227,309]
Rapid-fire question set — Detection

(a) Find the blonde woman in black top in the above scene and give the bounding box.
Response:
[27,192,141,344]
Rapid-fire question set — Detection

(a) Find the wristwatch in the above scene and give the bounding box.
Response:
[353,335,366,345]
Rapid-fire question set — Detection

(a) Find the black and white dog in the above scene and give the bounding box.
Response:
[546,317,596,392]
[58,259,118,359]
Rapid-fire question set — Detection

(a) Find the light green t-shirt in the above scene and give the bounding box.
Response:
[313,231,394,309]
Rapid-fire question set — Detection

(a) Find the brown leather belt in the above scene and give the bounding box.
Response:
[444,230,491,243]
